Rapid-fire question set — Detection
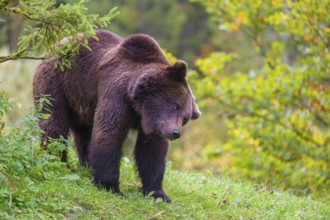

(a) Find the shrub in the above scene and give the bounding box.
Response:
[191,0,330,198]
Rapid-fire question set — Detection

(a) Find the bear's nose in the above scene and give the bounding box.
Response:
[172,129,181,139]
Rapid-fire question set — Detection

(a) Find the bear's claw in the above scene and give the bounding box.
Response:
[144,189,171,203]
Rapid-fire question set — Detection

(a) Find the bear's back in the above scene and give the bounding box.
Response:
[70,30,123,63]
[56,30,125,124]
[90,30,123,52]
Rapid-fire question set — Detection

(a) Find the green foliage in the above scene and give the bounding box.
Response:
[0,101,329,218]
[0,91,12,117]
[0,0,118,67]
[0,91,12,134]
[191,0,330,197]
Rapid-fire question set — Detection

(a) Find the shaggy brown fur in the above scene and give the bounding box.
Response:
[33,30,200,203]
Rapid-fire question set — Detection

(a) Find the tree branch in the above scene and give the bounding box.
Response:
[293,3,329,51]
[217,98,323,148]
[0,52,44,63]
[216,4,274,69]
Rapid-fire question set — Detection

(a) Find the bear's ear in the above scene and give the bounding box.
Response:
[187,84,201,120]
[191,99,201,120]
[166,60,187,82]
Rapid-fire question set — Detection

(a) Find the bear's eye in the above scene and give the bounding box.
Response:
[183,116,189,125]
[173,103,181,111]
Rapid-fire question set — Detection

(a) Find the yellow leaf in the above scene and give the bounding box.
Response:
[272,0,282,7]
[243,132,250,139]
[247,138,255,145]
[41,114,51,119]
[271,99,280,107]
[236,11,248,25]
[312,130,325,145]
[154,211,165,217]
[163,50,176,64]
[281,14,288,21]
[233,129,241,136]
[304,35,311,42]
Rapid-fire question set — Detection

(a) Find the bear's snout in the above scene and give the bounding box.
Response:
[162,129,181,141]
[158,120,182,141]
[172,129,181,140]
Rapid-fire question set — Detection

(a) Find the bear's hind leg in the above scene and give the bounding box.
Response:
[35,92,70,162]
[34,62,71,162]
[38,102,70,162]
[71,125,92,166]
[134,132,171,203]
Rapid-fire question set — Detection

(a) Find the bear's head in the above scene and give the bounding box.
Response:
[122,34,200,140]
[128,62,201,140]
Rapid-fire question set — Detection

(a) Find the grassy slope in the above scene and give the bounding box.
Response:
[0,113,329,219]
[2,163,330,220]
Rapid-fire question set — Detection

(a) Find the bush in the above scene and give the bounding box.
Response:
[191,0,330,198]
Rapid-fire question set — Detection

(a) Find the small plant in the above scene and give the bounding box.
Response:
[0,91,12,134]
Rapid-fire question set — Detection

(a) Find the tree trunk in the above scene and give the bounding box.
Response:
[7,15,23,53]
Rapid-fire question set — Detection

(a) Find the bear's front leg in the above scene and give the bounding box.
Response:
[135,132,171,203]
[89,99,131,194]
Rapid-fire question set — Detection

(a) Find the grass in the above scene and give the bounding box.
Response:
[0,109,329,219]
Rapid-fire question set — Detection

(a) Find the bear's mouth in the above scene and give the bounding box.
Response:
[161,134,178,141]
[158,129,181,141]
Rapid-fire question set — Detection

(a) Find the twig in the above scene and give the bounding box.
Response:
[294,2,329,51]
[217,98,323,148]
[216,3,274,69]
[0,54,44,63]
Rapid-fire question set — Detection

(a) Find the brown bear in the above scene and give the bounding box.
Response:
[33,29,200,203]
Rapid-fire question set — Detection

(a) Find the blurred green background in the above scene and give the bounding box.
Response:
[0,0,329,200]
